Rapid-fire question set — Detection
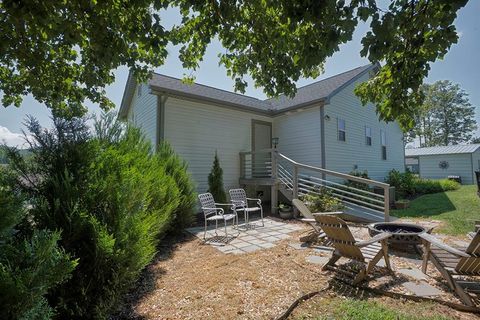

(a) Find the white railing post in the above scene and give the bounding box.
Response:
[384,185,390,222]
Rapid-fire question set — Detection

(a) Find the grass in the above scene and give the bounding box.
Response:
[392,185,479,235]
[294,298,453,320]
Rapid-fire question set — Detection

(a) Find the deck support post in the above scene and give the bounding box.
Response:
[384,185,390,222]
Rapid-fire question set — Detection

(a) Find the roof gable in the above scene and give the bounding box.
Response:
[119,63,377,119]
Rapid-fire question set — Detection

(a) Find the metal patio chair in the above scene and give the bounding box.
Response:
[198,193,237,241]
[229,188,264,227]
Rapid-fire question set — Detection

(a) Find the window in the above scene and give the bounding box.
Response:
[365,126,372,146]
[338,119,346,141]
[381,130,387,160]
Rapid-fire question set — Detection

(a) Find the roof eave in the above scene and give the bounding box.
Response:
[118,71,137,120]
[149,87,274,115]
[324,63,379,104]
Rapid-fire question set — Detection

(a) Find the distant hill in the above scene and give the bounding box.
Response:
[0,146,31,165]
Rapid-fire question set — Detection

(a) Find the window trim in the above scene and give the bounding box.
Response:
[365,126,372,146]
[337,118,346,142]
[380,130,387,160]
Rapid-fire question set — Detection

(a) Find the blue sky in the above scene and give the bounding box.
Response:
[1,1,479,146]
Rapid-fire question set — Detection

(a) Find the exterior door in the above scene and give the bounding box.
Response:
[252,120,272,177]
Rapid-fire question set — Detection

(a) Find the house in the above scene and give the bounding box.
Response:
[118,64,405,219]
[405,144,480,184]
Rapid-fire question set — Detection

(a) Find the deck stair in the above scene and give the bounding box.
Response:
[240,149,391,223]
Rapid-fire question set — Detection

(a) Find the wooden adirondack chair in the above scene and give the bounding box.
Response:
[314,214,392,284]
[420,231,480,306]
[293,199,339,242]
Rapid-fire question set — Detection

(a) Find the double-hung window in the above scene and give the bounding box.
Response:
[381,130,387,160]
[365,126,372,146]
[338,119,346,142]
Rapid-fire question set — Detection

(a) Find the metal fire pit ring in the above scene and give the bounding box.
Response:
[368,222,428,249]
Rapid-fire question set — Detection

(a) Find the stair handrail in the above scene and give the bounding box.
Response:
[274,151,390,188]
[273,150,390,222]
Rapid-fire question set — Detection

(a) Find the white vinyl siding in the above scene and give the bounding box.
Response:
[273,106,322,167]
[127,83,157,148]
[164,97,271,193]
[323,72,405,181]
[418,153,474,184]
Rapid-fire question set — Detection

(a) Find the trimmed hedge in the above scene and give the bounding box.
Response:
[386,169,460,199]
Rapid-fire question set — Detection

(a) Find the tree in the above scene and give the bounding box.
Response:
[0,1,467,128]
[471,137,480,144]
[208,151,227,203]
[0,167,76,319]
[407,80,477,146]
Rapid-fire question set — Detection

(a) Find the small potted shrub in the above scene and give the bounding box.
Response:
[301,187,344,214]
[278,203,293,219]
[395,199,410,209]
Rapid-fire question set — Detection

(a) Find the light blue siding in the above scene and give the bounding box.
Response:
[418,153,474,184]
[127,83,157,148]
[272,106,322,167]
[164,97,272,193]
[323,73,405,181]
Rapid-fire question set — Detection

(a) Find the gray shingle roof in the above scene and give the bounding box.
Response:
[148,74,272,111]
[405,144,480,156]
[119,63,377,118]
[266,64,375,110]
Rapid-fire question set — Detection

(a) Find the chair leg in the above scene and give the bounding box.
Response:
[215,219,218,236]
[224,218,228,237]
[381,240,392,271]
[322,252,341,271]
[204,219,208,241]
[260,206,264,226]
[353,268,367,285]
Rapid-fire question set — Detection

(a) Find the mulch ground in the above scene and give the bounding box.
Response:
[113,220,479,320]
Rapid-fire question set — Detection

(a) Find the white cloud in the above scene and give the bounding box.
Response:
[0,126,28,148]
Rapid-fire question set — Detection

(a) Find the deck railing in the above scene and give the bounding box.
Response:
[240,149,391,221]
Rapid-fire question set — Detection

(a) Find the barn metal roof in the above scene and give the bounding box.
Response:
[405,144,480,157]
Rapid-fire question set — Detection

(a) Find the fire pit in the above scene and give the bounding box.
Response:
[368,222,429,250]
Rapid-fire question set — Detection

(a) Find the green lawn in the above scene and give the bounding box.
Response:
[392,185,480,235]
[294,298,452,320]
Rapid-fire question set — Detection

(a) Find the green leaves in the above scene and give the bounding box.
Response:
[0,0,169,114]
[0,0,468,128]
[407,80,477,146]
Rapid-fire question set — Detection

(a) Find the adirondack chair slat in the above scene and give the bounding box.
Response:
[421,231,480,306]
[313,214,392,284]
[292,199,332,243]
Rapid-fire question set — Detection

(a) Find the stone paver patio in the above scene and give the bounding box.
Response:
[186,217,304,254]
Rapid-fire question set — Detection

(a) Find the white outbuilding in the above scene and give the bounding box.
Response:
[405,144,480,184]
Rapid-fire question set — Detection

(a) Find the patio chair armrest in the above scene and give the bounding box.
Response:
[201,207,224,215]
[300,218,316,223]
[356,232,391,248]
[246,197,262,204]
[230,200,246,206]
[419,233,470,257]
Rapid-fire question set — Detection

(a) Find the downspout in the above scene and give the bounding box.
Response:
[320,105,326,180]
[156,95,167,152]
